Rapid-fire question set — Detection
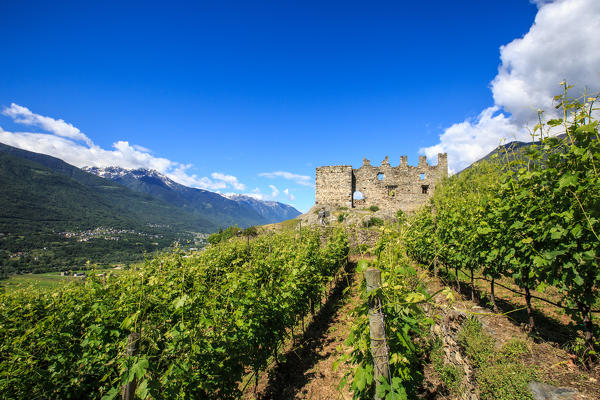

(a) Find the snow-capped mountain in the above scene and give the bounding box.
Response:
[225,194,302,223]
[83,166,179,189]
[83,166,301,227]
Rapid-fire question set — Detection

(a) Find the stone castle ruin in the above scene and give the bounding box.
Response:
[315,153,448,213]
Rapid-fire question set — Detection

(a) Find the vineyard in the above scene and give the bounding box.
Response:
[1,86,598,399]
[337,86,600,399]
[405,85,599,352]
[0,227,349,399]
[342,229,434,399]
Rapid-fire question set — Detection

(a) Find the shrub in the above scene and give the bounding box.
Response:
[207,226,242,245]
[350,243,370,255]
[395,209,406,223]
[242,226,258,237]
[363,217,384,228]
[369,205,380,212]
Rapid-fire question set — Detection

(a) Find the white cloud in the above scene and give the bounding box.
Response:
[258,171,314,187]
[283,188,295,201]
[530,0,554,8]
[238,188,267,200]
[422,107,524,173]
[132,144,151,153]
[211,172,246,191]
[422,0,600,172]
[244,193,266,200]
[493,0,600,124]
[229,186,288,202]
[168,164,227,190]
[2,103,93,146]
[269,184,279,198]
[0,104,245,192]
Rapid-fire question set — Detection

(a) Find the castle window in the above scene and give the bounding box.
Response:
[353,191,364,200]
[387,185,397,197]
[377,173,384,181]
[420,173,426,180]
[421,185,429,194]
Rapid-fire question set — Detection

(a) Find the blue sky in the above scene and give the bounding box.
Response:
[1,0,599,212]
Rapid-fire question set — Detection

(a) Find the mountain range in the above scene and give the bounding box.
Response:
[0,142,300,272]
[82,166,300,227]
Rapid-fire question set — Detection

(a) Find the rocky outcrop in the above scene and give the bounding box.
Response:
[428,307,478,400]
[528,382,579,400]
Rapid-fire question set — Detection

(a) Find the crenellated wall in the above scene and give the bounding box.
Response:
[315,154,448,213]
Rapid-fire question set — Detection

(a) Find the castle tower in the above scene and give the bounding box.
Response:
[315,165,353,207]
[437,153,448,177]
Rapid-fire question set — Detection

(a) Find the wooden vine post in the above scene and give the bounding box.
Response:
[122,332,140,400]
[365,268,390,399]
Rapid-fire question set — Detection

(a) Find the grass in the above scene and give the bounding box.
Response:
[262,218,300,233]
[457,317,539,400]
[477,361,538,400]
[457,317,495,367]
[1,272,75,290]
[431,338,464,395]
[1,267,124,291]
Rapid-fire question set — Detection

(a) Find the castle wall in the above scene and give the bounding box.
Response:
[315,154,448,213]
[315,165,353,207]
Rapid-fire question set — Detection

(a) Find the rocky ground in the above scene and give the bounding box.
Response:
[296,204,397,229]
[421,268,599,400]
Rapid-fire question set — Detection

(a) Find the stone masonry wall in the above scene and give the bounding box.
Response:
[315,165,353,207]
[315,154,448,213]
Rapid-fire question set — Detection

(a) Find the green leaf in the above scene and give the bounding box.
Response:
[405,292,426,303]
[357,259,370,272]
[477,226,492,235]
[136,379,149,399]
[550,228,564,240]
[570,224,583,238]
[354,366,366,391]
[558,173,577,188]
[101,387,120,400]
[172,294,189,310]
[547,118,563,127]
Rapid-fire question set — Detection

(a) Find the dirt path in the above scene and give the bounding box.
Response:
[246,262,362,400]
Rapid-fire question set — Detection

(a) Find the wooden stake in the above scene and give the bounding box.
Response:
[364,268,389,399]
[122,332,140,400]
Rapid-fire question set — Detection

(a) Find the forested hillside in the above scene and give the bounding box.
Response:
[0,145,216,272]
